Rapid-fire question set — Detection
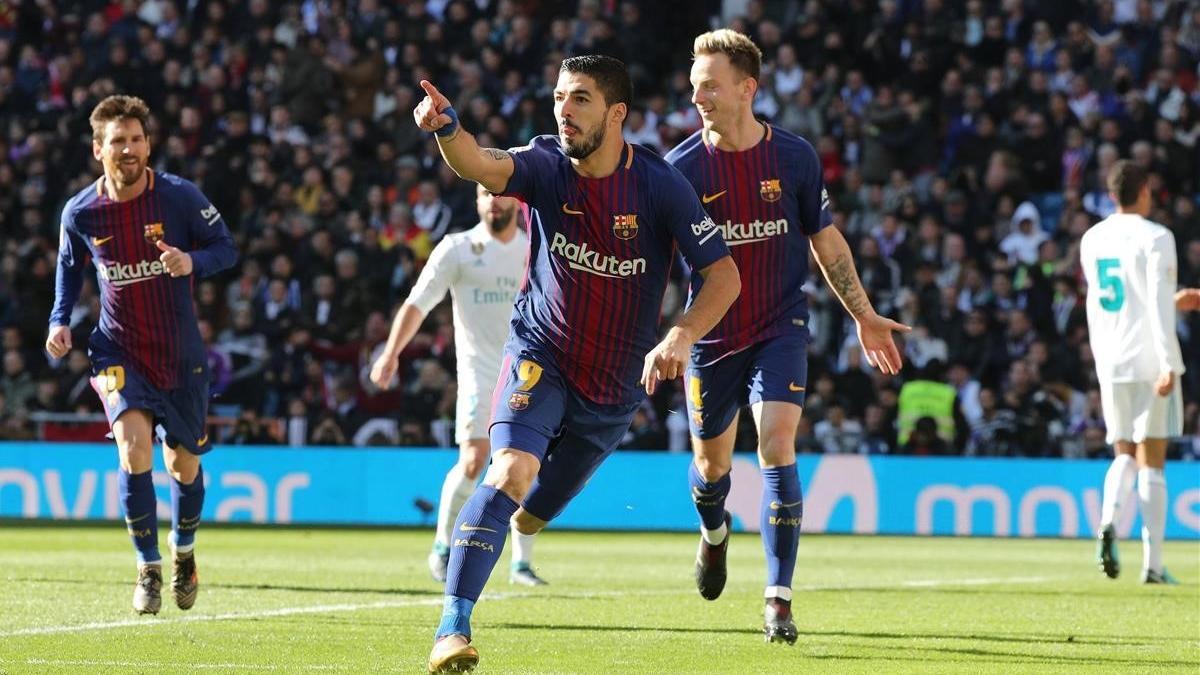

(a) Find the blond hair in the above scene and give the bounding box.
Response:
[693,29,762,81]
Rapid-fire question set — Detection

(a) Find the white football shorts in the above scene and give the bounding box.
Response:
[1099,379,1184,444]
[455,374,496,445]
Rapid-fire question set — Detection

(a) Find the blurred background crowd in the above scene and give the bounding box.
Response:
[0,0,1197,458]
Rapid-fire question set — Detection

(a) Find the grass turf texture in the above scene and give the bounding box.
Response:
[0,526,1196,673]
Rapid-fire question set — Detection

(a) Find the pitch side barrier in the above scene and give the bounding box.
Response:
[0,443,1196,539]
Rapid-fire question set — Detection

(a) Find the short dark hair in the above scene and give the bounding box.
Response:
[559,55,632,108]
[1106,160,1148,207]
[90,95,150,142]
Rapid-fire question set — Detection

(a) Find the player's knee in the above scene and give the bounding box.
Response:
[460,457,485,480]
[693,453,732,482]
[164,447,200,483]
[115,437,153,473]
[758,432,797,467]
[459,440,489,479]
[484,448,538,500]
[512,508,545,535]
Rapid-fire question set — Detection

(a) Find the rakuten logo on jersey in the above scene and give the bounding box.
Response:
[96,259,169,287]
[549,232,646,279]
[716,218,789,246]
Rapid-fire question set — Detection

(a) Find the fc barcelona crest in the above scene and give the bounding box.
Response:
[508,391,530,411]
[612,213,639,240]
[143,222,164,244]
[759,179,782,202]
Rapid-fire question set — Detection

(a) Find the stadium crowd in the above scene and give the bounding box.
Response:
[0,0,1197,458]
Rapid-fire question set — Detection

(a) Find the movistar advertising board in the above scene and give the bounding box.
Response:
[0,443,1196,539]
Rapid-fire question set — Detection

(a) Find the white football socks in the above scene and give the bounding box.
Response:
[1137,468,1166,574]
[435,464,478,549]
[510,527,537,566]
[1099,454,1137,529]
[701,521,728,546]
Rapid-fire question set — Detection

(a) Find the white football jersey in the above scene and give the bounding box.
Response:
[1080,213,1184,383]
[407,223,527,385]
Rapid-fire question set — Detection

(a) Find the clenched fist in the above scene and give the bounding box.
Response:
[45,324,72,359]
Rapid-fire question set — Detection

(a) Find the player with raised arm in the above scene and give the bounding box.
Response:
[1084,160,1186,585]
[46,95,238,614]
[665,30,911,644]
[369,184,548,587]
[413,55,740,672]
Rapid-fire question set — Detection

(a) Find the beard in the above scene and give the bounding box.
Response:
[486,206,516,232]
[111,157,145,186]
[560,121,606,160]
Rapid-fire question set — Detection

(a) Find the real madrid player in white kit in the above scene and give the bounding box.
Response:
[1081,161,1185,585]
[370,185,547,586]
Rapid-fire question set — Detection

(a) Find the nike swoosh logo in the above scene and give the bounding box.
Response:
[769,500,803,510]
[459,524,497,533]
[197,434,208,446]
[701,190,726,204]
[788,383,805,392]
[561,203,584,216]
[92,236,114,246]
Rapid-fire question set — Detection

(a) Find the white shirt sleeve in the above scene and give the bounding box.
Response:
[1146,230,1185,375]
[406,235,460,315]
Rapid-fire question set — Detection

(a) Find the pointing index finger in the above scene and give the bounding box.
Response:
[419,80,445,107]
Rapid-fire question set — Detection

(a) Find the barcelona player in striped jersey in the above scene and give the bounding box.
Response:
[414,55,740,672]
[46,96,238,615]
[665,31,910,644]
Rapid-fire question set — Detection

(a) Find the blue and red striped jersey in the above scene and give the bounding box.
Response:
[666,124,832,366]
[500,135,730,405]
[51,170,238,390]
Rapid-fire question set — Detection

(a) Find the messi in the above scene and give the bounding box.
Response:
[96,259,168,286]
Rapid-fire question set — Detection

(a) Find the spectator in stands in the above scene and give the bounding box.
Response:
[3,0,1193,457]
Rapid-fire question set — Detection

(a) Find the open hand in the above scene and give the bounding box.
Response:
[640,327,693,396]
[856,312,912,376]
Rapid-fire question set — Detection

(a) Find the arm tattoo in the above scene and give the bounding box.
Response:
[480,147,511,161]
[825,254,871,319]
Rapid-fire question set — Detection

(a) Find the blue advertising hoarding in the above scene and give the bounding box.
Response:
[0,443,1196,539]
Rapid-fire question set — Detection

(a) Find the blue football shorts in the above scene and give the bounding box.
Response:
[489,347,639,522]
[685,330,809,440]
[90,352,213,455]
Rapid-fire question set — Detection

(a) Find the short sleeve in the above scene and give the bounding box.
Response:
[498,137,556,202]
[406,235,459,315]
[795,140,833,236]
[658,165,730,272]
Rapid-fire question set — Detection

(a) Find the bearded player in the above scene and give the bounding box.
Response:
[47,95,238,614]
[370,184,548,587]
[414,55,739,672]
[666,30,910,643]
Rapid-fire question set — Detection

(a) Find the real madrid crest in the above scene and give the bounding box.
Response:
[470,241,485,256]
[508,391,530,410]
[759,179,782,203]
[612,213,638,240]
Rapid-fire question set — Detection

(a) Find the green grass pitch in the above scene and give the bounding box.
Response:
[0,525,1196,673]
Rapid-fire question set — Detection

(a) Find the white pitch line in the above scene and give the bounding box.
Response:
[0,596,447,638]
[897,575,1052,588]
[0,575,1056,639]
[9,658,349,671]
